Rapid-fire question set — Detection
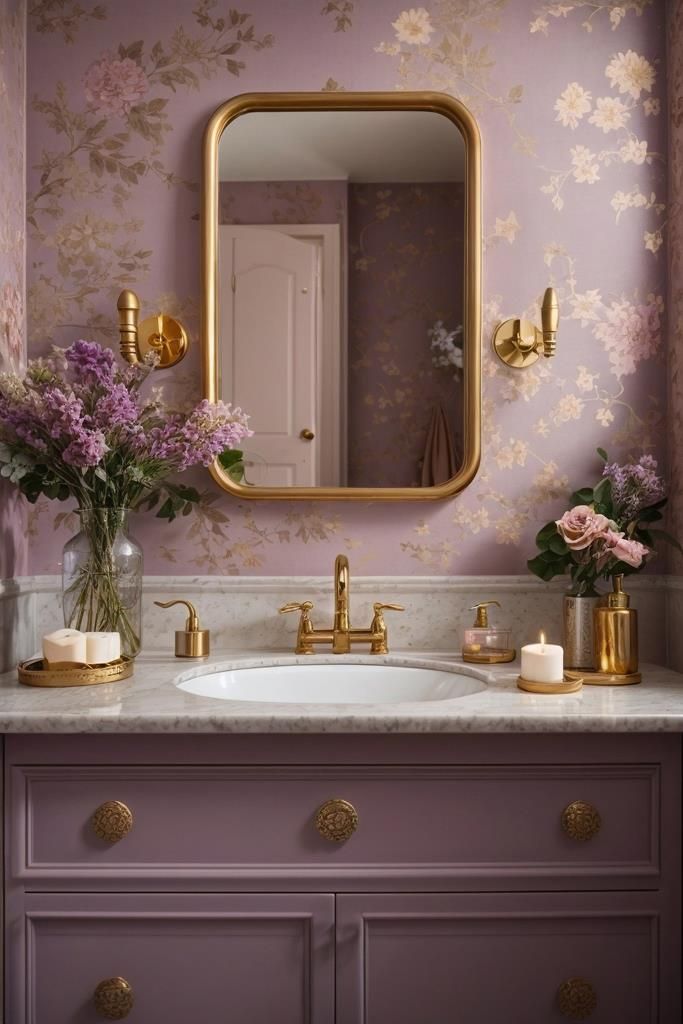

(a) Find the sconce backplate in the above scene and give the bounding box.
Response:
[493,317,542,369]
[138,314,188,369]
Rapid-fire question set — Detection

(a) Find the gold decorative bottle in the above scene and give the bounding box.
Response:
[593,575,638,675]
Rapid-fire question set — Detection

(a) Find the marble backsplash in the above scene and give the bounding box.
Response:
[2,574,673,672]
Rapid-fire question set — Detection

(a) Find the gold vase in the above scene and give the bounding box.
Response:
[593,575,638,675]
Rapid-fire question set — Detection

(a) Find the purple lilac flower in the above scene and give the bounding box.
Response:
[65,340,115,385]
[92,383,140,431]
[62,429,107,467]
[144,400,252,469]
[0,393,48,451]
[42,387,88,440]
[603,454,666,520]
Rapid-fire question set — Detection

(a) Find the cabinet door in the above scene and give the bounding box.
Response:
[336,892,679,1024]
[11,893,334,1024]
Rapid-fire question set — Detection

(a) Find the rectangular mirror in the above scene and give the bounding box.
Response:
[202,92,481,500]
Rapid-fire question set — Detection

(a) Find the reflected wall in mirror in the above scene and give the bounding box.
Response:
[202,93,481,500]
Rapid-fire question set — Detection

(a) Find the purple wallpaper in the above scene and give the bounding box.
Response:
[220,180,347,226]
[0,0,26,579]
[22,0,670,575]
[347,182,464,487]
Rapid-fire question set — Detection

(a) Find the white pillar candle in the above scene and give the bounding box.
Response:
[42,629,87,666]
[521,632,564,683]
[84,632,121,664]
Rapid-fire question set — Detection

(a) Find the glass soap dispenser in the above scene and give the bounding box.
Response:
[462,600,515,664]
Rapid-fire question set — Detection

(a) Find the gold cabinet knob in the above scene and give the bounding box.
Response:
[92,800,133,843]
[561,800,601,842]
[93,977,134,1019]
[315,798,358,842]
[300,428,315,441]
[557,977,597,1019]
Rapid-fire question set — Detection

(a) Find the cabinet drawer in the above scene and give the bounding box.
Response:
[10,762,660,889]
[336,892,679,1024]
[9,893,335,1024]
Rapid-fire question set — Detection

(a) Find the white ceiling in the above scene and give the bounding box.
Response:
[219,110,466,183]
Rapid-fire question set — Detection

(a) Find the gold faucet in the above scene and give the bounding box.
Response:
[279,554,404,655]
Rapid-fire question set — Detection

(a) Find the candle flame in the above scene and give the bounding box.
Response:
[539,630,546,645]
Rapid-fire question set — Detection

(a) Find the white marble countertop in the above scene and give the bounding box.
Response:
[0,649,683,733]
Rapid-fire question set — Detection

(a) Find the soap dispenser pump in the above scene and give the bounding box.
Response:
[462,601,515,664]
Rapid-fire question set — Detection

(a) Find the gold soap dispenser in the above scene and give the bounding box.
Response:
[462,601,516,664]
[593,574,638,675]
[154,599,210,658]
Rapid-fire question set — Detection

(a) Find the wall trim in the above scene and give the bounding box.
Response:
[1,572,675,598]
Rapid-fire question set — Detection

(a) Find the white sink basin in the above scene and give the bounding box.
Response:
[176,661,486,705]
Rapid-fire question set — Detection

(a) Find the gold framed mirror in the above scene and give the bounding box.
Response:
[202,91,481,501]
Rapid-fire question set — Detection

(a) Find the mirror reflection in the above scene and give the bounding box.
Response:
[217,109,466,488]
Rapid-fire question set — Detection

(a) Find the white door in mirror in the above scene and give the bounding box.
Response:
[220,227,319,486]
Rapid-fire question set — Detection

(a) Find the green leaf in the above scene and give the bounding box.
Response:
[535,520,559,547]
[547,533,569,556]
[592,476,612,511]
[569,487,594,505]
[648,528,683,555]
[596,447,608,462]
[636,507,663,523]
[527,554,556,582]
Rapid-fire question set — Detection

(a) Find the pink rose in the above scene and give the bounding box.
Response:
[602,530,649,568]
[84,53,149,117]
[556,504,610,551]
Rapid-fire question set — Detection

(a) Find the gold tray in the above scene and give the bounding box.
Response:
[517,674,583,695]
[463,649,516,665]
[565,669,641,686]
[17,656,134,688]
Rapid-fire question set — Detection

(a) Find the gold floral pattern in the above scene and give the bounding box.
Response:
[21,1,671,577]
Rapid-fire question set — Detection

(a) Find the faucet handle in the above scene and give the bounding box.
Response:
[279,601,314,615]
[279,601,315,654]
[370,603,405,655]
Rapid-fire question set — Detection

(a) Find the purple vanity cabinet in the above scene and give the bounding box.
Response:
[4,733,681,1023]
[11,894,335,1024]
[336,892,673,1024]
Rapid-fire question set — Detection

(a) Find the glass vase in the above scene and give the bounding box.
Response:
[62,508,143,658]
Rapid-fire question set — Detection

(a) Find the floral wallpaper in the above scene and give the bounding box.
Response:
[23,0,670,575]
[220,179,347,226]
[0,0,26,579]
[668,0,683,576]
[347,181,464,487]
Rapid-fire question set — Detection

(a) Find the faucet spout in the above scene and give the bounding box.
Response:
[334,554,350,634]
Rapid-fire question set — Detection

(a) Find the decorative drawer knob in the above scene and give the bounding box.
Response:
[557,977,597,1019]
[93,977,134,1019]
[92,800,133,843]
[561,800,601,842]
[315,798,358,842]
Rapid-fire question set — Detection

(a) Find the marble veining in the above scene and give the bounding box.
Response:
[0,650,682,734]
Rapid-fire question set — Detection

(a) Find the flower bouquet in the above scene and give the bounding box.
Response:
[528,448,679,595]
[0,341,251,656]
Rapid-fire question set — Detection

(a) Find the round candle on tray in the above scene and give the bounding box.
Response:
[521,632,564,683]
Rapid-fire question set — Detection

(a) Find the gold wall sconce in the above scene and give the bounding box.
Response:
[116,289,188,369]
[492,286,559,369]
